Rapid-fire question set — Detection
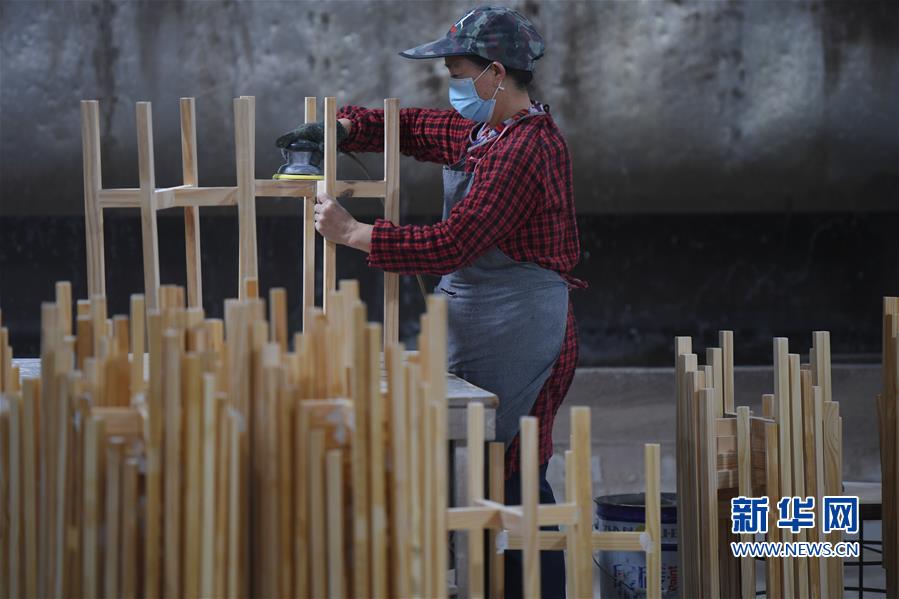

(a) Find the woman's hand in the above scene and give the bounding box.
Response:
[313,192,373,253]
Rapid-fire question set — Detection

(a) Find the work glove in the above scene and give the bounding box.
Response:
[275,120,348,150]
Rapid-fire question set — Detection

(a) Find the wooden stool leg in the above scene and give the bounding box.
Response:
[81,101,106,299]
[180,97,203,309]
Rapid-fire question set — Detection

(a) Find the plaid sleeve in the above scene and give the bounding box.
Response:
[337,105,472,164]
[365,135,545,275]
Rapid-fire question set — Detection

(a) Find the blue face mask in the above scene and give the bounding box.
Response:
[448,62,505,122]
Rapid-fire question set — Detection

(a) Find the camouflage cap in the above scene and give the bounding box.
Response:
[399,5,545,72]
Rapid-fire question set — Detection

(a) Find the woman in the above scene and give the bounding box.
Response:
[277,6,587,596]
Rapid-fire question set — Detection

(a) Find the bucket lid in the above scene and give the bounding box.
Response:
[594,492,678,524]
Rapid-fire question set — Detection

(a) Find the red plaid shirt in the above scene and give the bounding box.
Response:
[337,103,587,476]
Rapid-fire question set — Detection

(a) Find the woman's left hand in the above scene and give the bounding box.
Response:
[313,192,358,246]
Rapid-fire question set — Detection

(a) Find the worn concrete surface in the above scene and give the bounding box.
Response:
[0,1,896,216]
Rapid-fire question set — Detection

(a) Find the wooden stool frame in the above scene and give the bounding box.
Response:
[81,95,400,346]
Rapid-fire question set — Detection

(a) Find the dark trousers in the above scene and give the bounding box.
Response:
[503,463,566,599]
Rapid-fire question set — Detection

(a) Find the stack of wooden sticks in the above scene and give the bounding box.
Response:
[676,331,843,599]
[0,279,453,598]
[0,280,664,598]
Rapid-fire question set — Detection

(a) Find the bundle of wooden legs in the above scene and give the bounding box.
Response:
[0,280,663,598]
[676,331,844,598]
[879,297,899,598]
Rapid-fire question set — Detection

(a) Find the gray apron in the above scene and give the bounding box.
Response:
[436,113,569,445]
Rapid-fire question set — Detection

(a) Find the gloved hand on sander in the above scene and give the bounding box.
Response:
[272,120,350,180]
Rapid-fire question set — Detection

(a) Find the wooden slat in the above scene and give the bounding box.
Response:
[335,179,387,198]
[82,415,104,599]
[564,450,576,599]
[572,406,592,597]
[698,387,720,598]
[736,406,755,599]
[488,442,505,599]
[129,295,145,397]
[893,330,899,599]
[144,310,163,599]
[813,386,830,599]
[675,346,698,599]
[505,530,645,552]
[369,325,388,598]
[720,330,735,414]
[707,347,724,417]
[81,101,106,297]
[104,438,124,599]
[326,449,345,598]
[183,354,203,599]
[121,456,139,599]
[93,407,143,437]
[199,375,219,598]
[321,97,337,314]
[22,379,39,599]
[8,394,22,599]
[447,506,502,531]
[684,363,703,595]
[472,499,524,531]
[276,377,293,599]
[773,338,795,596]
[235,96,258,299]
[383,98,400,348]
[308,429,327,598]
[823,401,843,594]
[52,368,75,597]
[98,188,142,208]
[765,421,782,598]
[881,300,898,598]
[520,417,540,598]
[163,331,183,598]
[388,342,411,597]
[137,102,161,310]
[645,443,662,599]
[269,287,288,352]
[254,179,318,198]
[407,361,424,596]
[154,185,240,209]
[349,302,370,597]
[300,105,318,332]
[427,296,449,599]
[789,354,810,599]
[56,282,72,338]
[227,408,247,598]
[717,417,737,437]
[180,97,204,308]
[214,399,229,598]
[467,402,485,599]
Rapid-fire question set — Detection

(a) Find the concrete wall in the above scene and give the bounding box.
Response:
[1,1,896,216]
[0,1,896,364]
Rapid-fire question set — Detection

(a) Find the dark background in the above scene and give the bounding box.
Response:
[1,0,897,365]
